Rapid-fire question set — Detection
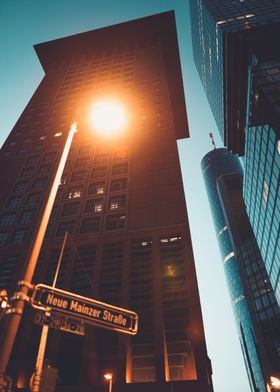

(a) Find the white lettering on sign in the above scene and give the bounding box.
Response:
[103,310,127,326]
[46,294,68,309]
[40,290,134,333]
[70,300,101,318]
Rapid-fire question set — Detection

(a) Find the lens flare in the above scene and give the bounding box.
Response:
[91,101,126,137]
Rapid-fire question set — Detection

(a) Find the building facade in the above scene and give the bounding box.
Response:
[190,0,280,335]
[190,0,280,154]
[0,12,213,392]
[243,58,280,309]
[201,148,280,392]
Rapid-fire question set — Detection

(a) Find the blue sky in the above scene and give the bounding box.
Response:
[0,1,250,391]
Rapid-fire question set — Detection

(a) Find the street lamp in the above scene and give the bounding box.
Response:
[0,100,126,388]
[104,372,113,392]
[268,376,280,391]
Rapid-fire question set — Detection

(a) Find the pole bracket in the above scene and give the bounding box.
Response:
[17,280,34,290]
[10,291,30,303]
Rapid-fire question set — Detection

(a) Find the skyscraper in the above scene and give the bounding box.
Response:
[0,12,213,391]
[190,0,280,154]
[201,148,280,392]
[190,0,280,310]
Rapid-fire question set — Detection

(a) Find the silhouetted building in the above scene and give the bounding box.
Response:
[201,148,280,392]
[0,12,213,392]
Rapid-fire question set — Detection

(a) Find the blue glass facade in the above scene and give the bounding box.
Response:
[244,124,280,305]
[190,0,224,139]
[190,0,280,153]
[202,148,280,392]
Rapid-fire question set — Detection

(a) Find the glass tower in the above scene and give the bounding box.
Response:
[190,3,280,371]
[190,0,280,154]
[201,148,280,392]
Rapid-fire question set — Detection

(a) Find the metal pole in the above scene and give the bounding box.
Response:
[52,232,68,288]
[31,231,69,392]
[0,123,77,380]
[31,323,49,392]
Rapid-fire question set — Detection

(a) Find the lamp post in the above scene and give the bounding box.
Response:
[0,122,78,382]
[0,100,126,389]
[104,373,113,392]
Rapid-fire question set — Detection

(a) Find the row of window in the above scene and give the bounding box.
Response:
[2,143,58,157]
[8,158,127,208]
[62,193,126,217]
[0,210,35,226]
[0,212,127,246]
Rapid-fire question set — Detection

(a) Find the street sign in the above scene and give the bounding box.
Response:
[32,284,138,335]
[34,312,85,336]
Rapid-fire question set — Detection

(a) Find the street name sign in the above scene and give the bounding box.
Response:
[32,284,138,335]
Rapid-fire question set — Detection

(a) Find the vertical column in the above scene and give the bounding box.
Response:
[152,234,168,382]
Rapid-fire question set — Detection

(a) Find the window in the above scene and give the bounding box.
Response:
[13,182,29,193]
[111,162,128,176]
[110,178,127,192]
[263,181,269,204]
[91,166,107,179]
[74,157,90,168]
[7,197,22,209]
[19,210,34,224]
[113,147,129,160]
[56,221,75,237]
[32,178,47,190]
[50,141,59,149]
[0,255,19,288]
[70,170,87,183]
[26,193,41,207]
[38,165,52,175]
[61,202,80,217]
[88,182,105,196]
[67,186,83,199]
[0,232,8,246]
[223,252,235,264]
[43,152,56,162]
[80,217,101,234]
[0,214,16,226]
[105,213,126,231]
[94,153,110,164]
[84,198,103,214]
[20,168,34,178]
[77,146,92,156]
[25,155,40,166]
[12,229,29,244]
[108,194,126,210]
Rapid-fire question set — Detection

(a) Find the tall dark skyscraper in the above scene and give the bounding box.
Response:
[0,12,213,392]
[190,0,280,318]
[201,148,280,392]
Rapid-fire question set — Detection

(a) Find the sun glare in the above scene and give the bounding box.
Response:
[90,101,126,137]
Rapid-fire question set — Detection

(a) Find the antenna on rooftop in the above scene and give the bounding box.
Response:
[209,132,216,150]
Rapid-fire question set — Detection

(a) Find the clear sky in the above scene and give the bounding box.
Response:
[0,1,250,391]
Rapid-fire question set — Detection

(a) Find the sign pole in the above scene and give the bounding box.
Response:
[31,232,68,392]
